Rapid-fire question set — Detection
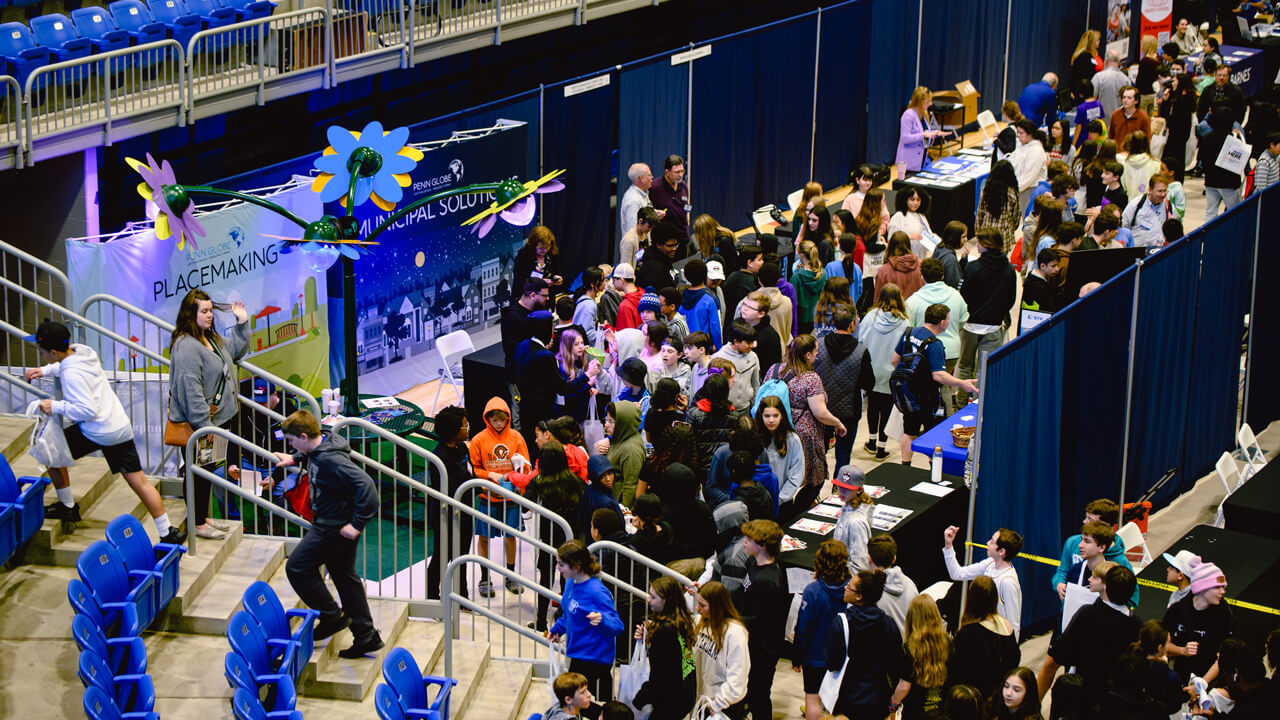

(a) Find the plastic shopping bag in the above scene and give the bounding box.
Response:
[692,696,731,720]
[617,631,652,719]
[25,401,74,469]
[583,395,606,456]
[545,640,568,707]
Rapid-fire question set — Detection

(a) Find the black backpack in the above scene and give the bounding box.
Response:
[889,329,940,414]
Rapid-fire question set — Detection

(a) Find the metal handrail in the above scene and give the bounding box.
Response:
[0,234,67,305]
[186,8,329,60]
[587,539,694,599]
[186,7,332,108]
[442,554,561,679]
[452,478,575,546]
[0,75,22,167]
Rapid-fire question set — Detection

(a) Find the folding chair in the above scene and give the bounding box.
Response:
[76,540,159,630]
[1214,451,1244,528]
[976,110,1001,145]
[432,329,474,412]
[1237,422,1266,478]
[1115,522,1152,571]
[68,578,143,639]
[73,614,148,676]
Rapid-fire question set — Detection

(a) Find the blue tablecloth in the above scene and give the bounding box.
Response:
[1186,45,1266,97]
[910,402,978,476]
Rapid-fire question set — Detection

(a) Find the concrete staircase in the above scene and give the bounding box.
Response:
[0,414,545,719]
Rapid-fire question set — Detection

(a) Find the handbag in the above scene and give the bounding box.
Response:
[617,629,652,719]
[819,613,850,711]
[25,402,75,469]
[1215,130,1252,175]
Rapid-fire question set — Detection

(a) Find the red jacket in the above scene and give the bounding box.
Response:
[615,289,645,330]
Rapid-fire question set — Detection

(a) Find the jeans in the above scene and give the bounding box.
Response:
[957,326,1006,381]
[1205,186,1241,222]
[286,524,377,641]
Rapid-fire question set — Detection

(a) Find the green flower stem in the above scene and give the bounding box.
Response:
[344,170,361,219]
[178,186,310,230]
[365,182,504,243]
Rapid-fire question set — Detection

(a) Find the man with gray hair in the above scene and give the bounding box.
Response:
[1017,72,1060,127]
[619,162,659,239]
[1092,50,1129,118]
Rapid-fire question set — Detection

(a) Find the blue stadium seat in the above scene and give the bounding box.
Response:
[108,1,169,46]
[218,0,275,22]
[105,514,185,616]
[146,0,203,49]
[76,540,159,631]
[381,648,457,720]
[10,0,44,8]
[0,452,51,563]
[224,651,300,714]
[68,578,144,639]
[183,0,238,28]
[73,614,148,677]
[227,610,299,686]
[242,581,318,680]
[70,8,134,53]
[374,684,407,720]
[29,14,95,62]
[232,687,304,720]
[77,649,156,714]
[83,686,161,720]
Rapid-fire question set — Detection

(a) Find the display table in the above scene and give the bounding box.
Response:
[461,342,511,435]
[1222,461,1280,540]
[910,403,978,477]
[893,148,991,233]
[778,463,969,590]
[1186,44,1267,97]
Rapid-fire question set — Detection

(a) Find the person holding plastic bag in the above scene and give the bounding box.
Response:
[629,575,696,720]
[692,580,749,718]
[24,321,185,544]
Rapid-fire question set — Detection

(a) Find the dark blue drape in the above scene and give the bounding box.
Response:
[1184,203,1255,480]
[1247,186,1279,430]
[616,54,691,243]
[918,0,1008,116]
[465,93,542,184]
[1006,0,1093,105]
[812,0,872,190]
[977,318,1066,635]
[866,0,921,165]
[691,14,819,229]
[1126,238,1201,507]
[541,74,618,283]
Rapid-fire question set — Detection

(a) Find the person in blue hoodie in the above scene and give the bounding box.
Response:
[577,455,624,540]
[679,259,723,349]
[793,539,852,720]
[548,540,625,702]
[1048,499,1134,603]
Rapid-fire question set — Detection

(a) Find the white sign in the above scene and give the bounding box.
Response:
[564,74,610,97]
[671,46,712,65]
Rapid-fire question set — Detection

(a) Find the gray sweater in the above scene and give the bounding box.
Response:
[168,321,249,429]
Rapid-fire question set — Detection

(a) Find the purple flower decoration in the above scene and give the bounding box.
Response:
[127,153,206,251]
[461,170,566,238]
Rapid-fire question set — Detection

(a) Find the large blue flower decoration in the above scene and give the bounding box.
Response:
[311,121,423,211]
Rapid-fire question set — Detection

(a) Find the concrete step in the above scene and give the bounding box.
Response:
[0,414,35,459]
[514,678,549,720]
[460,658,533,720]
[293,619,448,714]
[425,635,491,720]
[145,631,235,702]
[8,451,115,522]
[22,469,172,567]
[303,597,412,701]
[164,521,245,619]
[162,536,283,635]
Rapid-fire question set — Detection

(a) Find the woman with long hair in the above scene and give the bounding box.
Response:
[792,539,851,720]
[631,576,697,720]
[1082,139,1118,208]
[1047,118,1075,167]
[897,86,945,175]
[841,165,891,236]
[790,181,824,239]
[933,221,967,288]
[796,199,835,265]
[790,241,827,335]
[857,284,909,459]
[168,288,250,540]
[636,421,697,499]
[888,186,936,258]
[831,207,856,244]
[687,372,741,481]
[693,581,749,717]
[1137,35,1160,115]
[992,667,1042,720]
[1121,131,1161,199]
[812,275,854,338]
[525,441,586,630]
[547,540,625,701]
[693,213,737,263]
[1026,195,1066,273]
[554,328,592,422]
[754,395,804,506]
[1070,30,1102,91]
[976,160,1022,254]
[825,234,865,308]
[1124,619,1183,714]
[951,575,1020,699]
[762,335,846,509]
[874,231,925,302]
[510,225,562,302]
[856,188,889,313]
[947,685,987,720]
[888,595,954,720]
[1158,72,1197,182]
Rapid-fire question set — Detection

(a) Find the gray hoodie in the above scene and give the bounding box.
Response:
[38,344,133,446]
[857,308,909,394]
[875,566,920,638]
[168,321,250,429]
[710,345,760,411]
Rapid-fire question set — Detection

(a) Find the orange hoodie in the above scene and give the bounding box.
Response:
[469,397,530,500]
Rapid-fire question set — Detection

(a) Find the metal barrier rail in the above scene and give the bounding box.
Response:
[442,554,561,679]
[24,40,186,144]
[587,538,694,652]
[0,241,71,410]
[0,75,22,165]
[187,8,332,103]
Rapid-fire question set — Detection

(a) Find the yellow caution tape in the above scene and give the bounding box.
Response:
[963,542,1278,616]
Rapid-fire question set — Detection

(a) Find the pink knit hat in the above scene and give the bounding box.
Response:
[1188,557,1227,595]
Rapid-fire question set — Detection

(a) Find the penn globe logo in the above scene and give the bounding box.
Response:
[413,160,465,192]
[449,159,464,182]
[228,226,244,247]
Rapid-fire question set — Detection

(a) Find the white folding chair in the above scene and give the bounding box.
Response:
[1116,522,1151,572]
[1214,451,1245,528]
[976,110,1000,145]
[432,329,475,412]
[786,188,805,211]
[921,580,952,603]
[1237,422,1267,479]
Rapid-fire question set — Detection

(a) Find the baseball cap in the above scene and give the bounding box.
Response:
[1161,550,1197,578]
[25,320,71,352]
[611,263,635,280]
[251,379,276,403]
[705,260,726,281]
[831,464,865,491]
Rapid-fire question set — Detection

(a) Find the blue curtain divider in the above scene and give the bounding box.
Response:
[1247,185,1279,430]
[812,0,873,191]
[1005,0,1093,109]
[615,55,691,245]
[866,0,921,166]
[917,0,1008,117]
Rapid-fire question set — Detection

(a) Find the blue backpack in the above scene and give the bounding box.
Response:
[752,375,793,423]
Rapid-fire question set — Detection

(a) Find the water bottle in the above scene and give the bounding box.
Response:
[1190,675,1212,713]
[963,440,975,489]
[931,445,943,484]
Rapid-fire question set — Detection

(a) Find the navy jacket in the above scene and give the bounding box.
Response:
[793,580,846,668]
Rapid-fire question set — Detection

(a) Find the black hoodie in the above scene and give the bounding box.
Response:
[292,434,379,531]
[960,250,1017,327]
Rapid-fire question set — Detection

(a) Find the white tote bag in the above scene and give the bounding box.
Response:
[819,613,850,711]
[616,630,652,719]
[691,695,731,720]
[545,640,568,706]
[25,402,74,469]
[582,394,606,456]
[1214,130,1252,175]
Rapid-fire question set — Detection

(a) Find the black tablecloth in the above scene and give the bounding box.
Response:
[778,464,970,589]
[461,343,511,434]
[1236,34,1280,100]
[1222,460,1280,539]
[893,177,978,236]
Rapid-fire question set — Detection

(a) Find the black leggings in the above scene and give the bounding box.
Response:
[536,520,569,630]
[193,415,240,526]
[570,657,613,703]
[866,392,894,443]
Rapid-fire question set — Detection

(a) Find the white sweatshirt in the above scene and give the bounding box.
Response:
[694,620,749,711]
[39,344,134,446]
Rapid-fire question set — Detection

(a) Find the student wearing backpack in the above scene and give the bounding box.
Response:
[890,304,978,465]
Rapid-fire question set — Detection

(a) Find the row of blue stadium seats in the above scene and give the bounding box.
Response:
[0,0,276,87]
